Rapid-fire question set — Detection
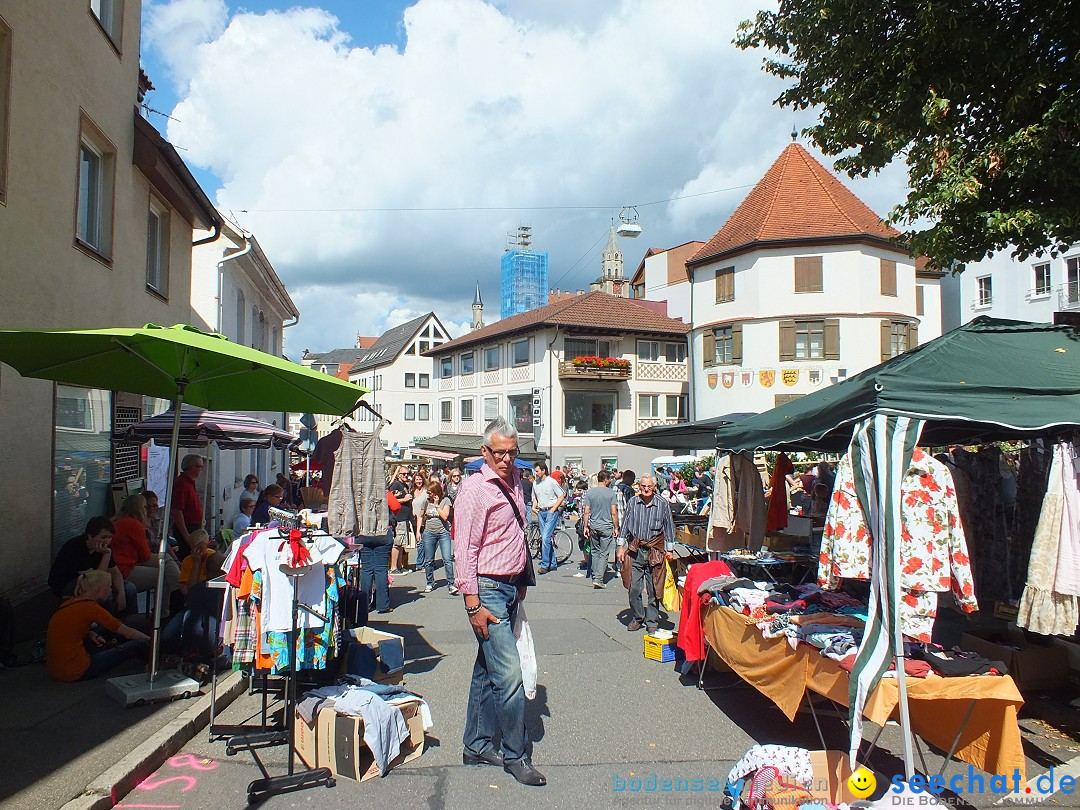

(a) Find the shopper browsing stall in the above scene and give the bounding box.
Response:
[617,475,674,633]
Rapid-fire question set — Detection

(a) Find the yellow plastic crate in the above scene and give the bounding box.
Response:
[643,632,677,662]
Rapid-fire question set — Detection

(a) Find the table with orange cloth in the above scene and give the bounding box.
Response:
[702,603,1025,780]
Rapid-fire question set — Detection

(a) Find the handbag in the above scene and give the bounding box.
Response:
[495,480,537,587]
[386,490,401,512]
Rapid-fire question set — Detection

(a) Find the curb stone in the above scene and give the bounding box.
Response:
[60,671,247,810]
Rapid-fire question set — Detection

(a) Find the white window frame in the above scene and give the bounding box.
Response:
[637,394,660,419]
[460,398,474,421]
[418,403,430,421]
[440,400,452,421]
[714,326,733,365]
[145,196,169,296]
[794,320,825,361]
[977,276,993,306]
[483,396,499,420]
[404,372,416,388]
[511,339,529,367]
[76,122,115,258]
[637,340,661,362]
[563,391,617,436]
[90,0,124,50]
[665,394,687,420]
[418,373,430,389]
[1033,263,1051,297]
[404,403,416,421]
[665,342,687,363]
[483,346,500,371]
[461,352,475,375]
[440,357,453,378]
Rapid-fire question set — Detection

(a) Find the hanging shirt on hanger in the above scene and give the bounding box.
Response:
[819,448,978,640]
[243,530,343,633]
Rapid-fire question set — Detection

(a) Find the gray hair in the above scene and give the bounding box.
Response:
[638,474,656,486]
[483,416,517,445]
[181,454,204,472]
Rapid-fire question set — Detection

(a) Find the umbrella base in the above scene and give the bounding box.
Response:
[105,670,202,707]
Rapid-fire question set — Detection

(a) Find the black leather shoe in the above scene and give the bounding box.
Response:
[463,749,503,767]
[504,759,547,786]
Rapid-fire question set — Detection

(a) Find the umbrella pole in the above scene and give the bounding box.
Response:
[149,385,186,683]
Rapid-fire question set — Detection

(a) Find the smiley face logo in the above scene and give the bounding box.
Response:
[847,767,877,798]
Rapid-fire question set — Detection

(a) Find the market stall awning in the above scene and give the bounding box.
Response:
[714,317,1080,453]
[115,405,297,449]
[609,412,755,450]
[409,448,458,461]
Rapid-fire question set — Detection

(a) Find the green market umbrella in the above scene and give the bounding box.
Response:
[0,323,369,685]
[714,317,1080,453]
[609,412,755,451]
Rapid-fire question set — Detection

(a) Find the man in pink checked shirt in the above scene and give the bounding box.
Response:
[452,417,546,788]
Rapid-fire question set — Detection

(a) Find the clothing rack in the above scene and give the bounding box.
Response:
[225,529,345,802]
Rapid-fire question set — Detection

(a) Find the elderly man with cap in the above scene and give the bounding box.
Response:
[616,474,674,633]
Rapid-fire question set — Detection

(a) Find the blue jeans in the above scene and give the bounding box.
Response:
[464,577,528,764]
[360,531,392,612]
[422,530,454,588]
[81,639,150,680]
[538,509,559,569]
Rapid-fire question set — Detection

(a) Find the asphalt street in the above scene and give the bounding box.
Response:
[113,557,1080,810]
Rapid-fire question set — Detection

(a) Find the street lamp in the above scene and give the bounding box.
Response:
[616,206,642,238]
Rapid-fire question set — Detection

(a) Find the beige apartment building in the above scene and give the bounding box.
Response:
[0,2,220,602]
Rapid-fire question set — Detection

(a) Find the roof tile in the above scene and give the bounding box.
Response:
[690,144,902,264]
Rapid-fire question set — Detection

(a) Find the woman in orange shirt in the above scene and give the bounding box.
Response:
[47,571,150,681]
[112,494,180,605]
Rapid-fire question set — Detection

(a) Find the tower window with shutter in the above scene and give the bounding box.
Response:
[715,266,735,303]
[781,318,838,361]
[794,256,823,293]
[704,323,742,366]
[880,259,897,297]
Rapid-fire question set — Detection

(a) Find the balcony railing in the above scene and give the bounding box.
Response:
[1058,282,1080,311]
[636,361,688,382]
[636,417,688,432]
[558,360,631,381]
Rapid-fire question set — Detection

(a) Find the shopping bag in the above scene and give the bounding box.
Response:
[513,602,537,700]
[661,560,681,612]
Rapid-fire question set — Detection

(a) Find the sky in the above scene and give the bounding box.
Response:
[140,0,910,358]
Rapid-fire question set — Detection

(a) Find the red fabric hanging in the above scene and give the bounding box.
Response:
[765,452,795,532]
[677,559,733,662]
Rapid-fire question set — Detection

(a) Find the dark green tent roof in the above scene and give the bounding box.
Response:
[609,412,755,451]
[714,317,1080,453]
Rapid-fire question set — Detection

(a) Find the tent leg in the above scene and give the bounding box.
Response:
[805,691,829,751]
[149,384,186,683]
[937,700,976,778]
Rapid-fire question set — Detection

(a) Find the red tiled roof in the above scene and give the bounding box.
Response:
[689,143,903,265]
[427,291,689,355]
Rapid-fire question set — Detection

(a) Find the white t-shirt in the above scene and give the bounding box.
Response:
[243,530,343,632]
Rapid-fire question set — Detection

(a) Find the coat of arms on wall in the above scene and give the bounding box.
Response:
[808,368,823,386]
[759,369,776,388]
[722,372,734,389]
[781,369,799,387]
[707,373,718,389]
[740,371,753,387]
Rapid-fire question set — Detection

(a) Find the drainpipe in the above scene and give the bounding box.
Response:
[547,327,560,464]
[209,236,252,532]
[687,264,696,422]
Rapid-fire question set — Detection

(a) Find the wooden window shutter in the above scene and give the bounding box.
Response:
[880,259,897,296]
[795,257,822,292]
[715,266,734,302]
[907,322,919,349]
[731,323,743,365]
[916,285,925,315]
[824,318,840,360]
[702,330,716,367]
[779,319,796,362]
[881,319,892,362]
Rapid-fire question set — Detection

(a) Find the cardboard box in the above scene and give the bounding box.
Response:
[644,632,678,663]
[808,750,857,805]
[318,698,426,782]
[343,627,406,685]
[762,533,796,552]
[294,710,318,768]
[675,526,707,549]
[960,629,1069,691]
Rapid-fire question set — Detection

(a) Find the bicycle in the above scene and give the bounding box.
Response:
[525,514,574,566]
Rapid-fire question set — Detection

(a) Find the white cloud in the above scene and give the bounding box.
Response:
[143,0,228,86]
[147,0,910,357]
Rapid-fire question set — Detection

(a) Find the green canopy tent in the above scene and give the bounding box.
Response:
[713,317,1080,453]
[608,412,755,451]
[0,324,369,693]
[712,317,1080,779]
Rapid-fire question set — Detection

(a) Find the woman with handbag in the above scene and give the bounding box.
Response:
[420,480,456,594]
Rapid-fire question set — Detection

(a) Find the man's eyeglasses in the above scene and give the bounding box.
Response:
[483,445,519,460]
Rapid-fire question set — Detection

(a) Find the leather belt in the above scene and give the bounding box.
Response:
[479,572,522,584]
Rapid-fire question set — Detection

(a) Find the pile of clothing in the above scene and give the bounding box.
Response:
[725,744,844,810]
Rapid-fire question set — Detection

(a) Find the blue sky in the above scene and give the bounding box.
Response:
[139,0,909,356]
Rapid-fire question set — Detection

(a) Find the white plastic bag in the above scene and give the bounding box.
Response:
[513,601,537,700]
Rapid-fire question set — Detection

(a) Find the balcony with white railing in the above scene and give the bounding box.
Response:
[636,361,688,382]
[1058,283,1080,311]
[440,376,455,391]
[635,417,688,432]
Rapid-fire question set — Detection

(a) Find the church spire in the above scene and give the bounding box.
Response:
[471,281,484,330]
